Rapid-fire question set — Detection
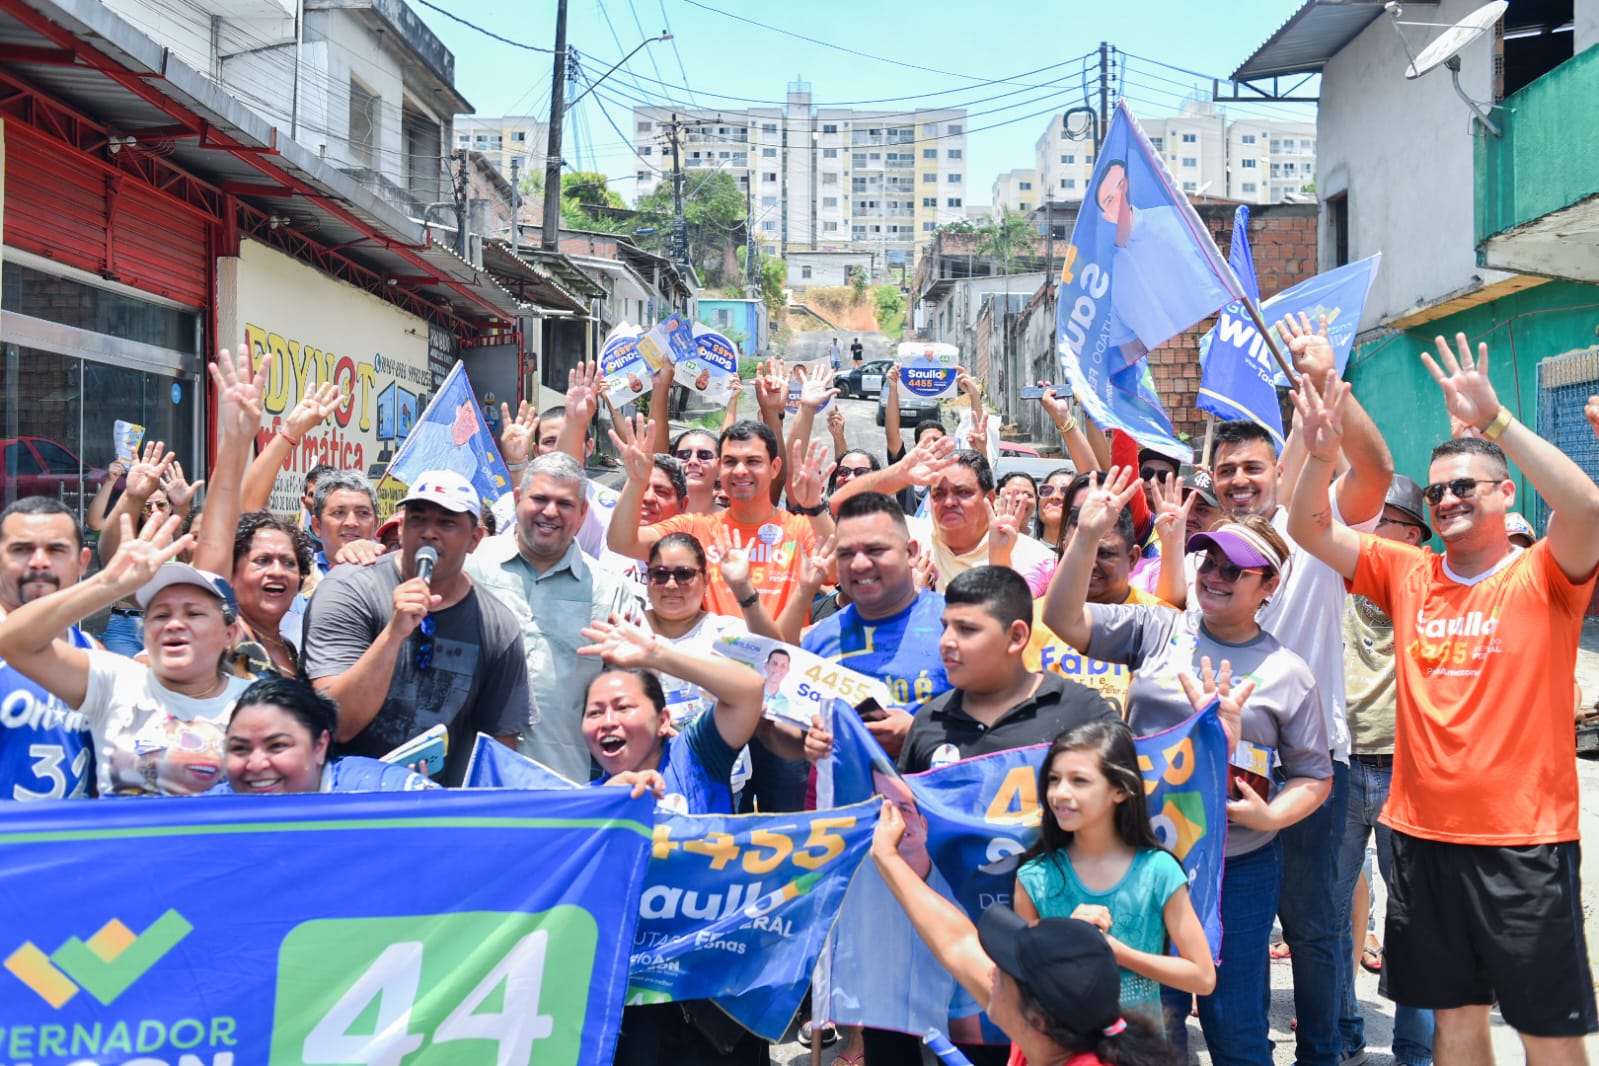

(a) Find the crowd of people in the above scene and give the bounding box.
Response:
[1,316,1595,1066]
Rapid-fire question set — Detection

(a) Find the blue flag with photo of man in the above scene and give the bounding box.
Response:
[1055,100,1246,462]
[1197,205,1286,448]
[383,361,515,527]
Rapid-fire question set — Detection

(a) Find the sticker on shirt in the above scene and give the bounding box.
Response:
[712,632,894,728]
[113,709,225,795]
[756,524,784,546]
[929,742,962,770]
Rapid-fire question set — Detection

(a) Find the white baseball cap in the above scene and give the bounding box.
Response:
[400,470,481,519]
[136,562,238,622]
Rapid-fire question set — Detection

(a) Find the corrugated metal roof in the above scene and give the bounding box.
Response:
[1232,0,1432,81]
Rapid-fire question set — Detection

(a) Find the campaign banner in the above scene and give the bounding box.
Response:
[1197,205,1286,448]
[896,341,961,400]
[635,314,697,376]
[1260,254,1381,386]
[818,699,1228,1036]
[1055,100,1245,461]
[112,421,144,463]
[712,632,895,729]
[462,736,874,1042]
[598,324,653,404]
[378,361,517,528]
[0,788,654,1066]
[677,323,740,404]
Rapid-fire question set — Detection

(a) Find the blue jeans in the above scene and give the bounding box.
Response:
[1277,760,1348,1066]
[1163,839,1283,1066]
[100,610,143,657]
[1334,757,1434,1066]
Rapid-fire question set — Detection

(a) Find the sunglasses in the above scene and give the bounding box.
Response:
[835,465,873,478]
[674,448,717,462]
[647,566,703,586]
[415,614,435,672]
[1197,554,1261,583]
[1421,478,1502,506]
[1038,484,1063,498]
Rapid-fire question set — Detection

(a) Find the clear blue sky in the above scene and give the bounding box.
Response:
[423,0,1316,205]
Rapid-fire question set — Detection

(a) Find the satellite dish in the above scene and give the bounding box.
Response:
[1405,0,1508,79]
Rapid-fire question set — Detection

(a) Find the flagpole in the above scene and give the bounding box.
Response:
[1242,300,1299,386]
[1200,413,1216,469]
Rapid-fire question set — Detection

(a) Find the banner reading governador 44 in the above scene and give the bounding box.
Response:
[0,789,653,1066]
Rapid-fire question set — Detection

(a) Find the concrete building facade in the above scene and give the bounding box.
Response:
[454,115,547,184]
[991,168,1041,213]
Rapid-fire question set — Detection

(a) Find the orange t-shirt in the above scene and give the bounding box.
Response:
[1351,535,1595,845]
[647,509,818,619]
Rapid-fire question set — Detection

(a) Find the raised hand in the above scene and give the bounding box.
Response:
[125,440,173,500]
[100,510,193,596]
[787,437,835,510]
[606,412,656,484]
[282,380,344,442]
[1278,311,1333,385]
[1040,384,1074,426]
[209,337,270,443]
[909,541,937,591]
[577,617,661,669]
[498,401,540,466]
[712,524,752,589]
[159,459,203,511]
[754,357,787,415]
[885,362,901,398]
[967,404,991,456]
[650,357,676,394]
[826,405,847,442]
[903,433,959,487]
[1149,472,1192,545]
[797,364,839,411]
[800,534,837,588]
[1178,655,1255,754]
[565,360,602,429]
[1420,332,1500,432]
[1073,465,1140,541]
[1289,371,1350,463]
[986,493,1026,556]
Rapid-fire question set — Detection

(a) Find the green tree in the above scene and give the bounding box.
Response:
[975,208,1036,274]
[629,171,747,281]
[938,218,978,235]
[560,171,625,232]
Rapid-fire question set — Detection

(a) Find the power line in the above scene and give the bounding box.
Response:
[656,0,700,108]
[411,0,554,52]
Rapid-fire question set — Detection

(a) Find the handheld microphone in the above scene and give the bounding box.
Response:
[415,545,439,585]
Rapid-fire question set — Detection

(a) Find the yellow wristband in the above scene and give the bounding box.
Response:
[1481,406,1513,440]
[1060,417,1078,435]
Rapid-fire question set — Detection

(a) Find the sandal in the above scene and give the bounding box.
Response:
[830,1054,864,1066]
[1361,942,1384,975]
[799,1021,839,1049]
[1270,939,1293,960]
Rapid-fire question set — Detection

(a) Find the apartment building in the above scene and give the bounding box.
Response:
[454,115,547,183]
[1025,101,1316,208]
[992,169,1041,213]
[632,84,966,275]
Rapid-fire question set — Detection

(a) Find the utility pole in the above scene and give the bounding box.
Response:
[1044,189,1054,280]
[452,149,469,259]
[540,0,568,252]
[510,155,521,256]
[745,181,758,297]
[668,114,687,271]
[1098,41,1111,150]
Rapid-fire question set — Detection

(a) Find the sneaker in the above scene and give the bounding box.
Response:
[1341,1050,1370,1066]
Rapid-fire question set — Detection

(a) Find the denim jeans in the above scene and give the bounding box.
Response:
[1277,760,1348,1066]
[1163,839,1283,1066]
[1334,757,1435,1066]
[100,610,143,657]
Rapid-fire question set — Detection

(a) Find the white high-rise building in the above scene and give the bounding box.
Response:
[992,169,1040,213]
[454,115,546,184]
[632,84,966,274]
[1020,101,1316,208]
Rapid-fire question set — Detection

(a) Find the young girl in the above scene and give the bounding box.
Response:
[1013,719,1216,1025]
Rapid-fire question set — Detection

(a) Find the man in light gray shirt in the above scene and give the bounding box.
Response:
[467,452,632,781]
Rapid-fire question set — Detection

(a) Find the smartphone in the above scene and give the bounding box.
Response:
[382,724,449,777]
[1018,384,1055,399]
[855,698,889,723]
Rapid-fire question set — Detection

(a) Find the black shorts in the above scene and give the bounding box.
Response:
[1383,831,1598,1037]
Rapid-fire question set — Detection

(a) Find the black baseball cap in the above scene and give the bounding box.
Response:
[976,905,1121,1036]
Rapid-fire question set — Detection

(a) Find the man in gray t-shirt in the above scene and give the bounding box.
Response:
[1087,602,1331,857]
[303,471,533,786]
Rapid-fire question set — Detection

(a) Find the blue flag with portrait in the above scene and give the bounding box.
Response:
[0,788,653,1066]
[1056,101,1244,461]
[1260,254,1381,386]
[1197,205,1286,448]
[383,360,515,527]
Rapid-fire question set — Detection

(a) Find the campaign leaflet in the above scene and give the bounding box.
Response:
[896,341,960,400]
[599,323,653,404]
[113,420,144,462]
[636,314,697,376]
[712,632,894,728]
[676,323,740,404]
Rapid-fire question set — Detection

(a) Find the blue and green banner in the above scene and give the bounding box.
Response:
[0,789,653,1066]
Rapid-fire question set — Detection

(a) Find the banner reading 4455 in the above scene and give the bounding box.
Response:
[0,789,653,1066]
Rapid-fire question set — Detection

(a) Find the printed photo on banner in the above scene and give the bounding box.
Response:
[1054,100,1244,461]
[712,633,893,728]
[676,323,740,404]
[895,340,960,400]
[112,420,144,462]
[599,323,654,402]
[378,361,516,528]
[636,314,697,375]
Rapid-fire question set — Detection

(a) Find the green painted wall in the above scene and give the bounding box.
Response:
[1345,280,1599,508]
[1477,45,1599,242]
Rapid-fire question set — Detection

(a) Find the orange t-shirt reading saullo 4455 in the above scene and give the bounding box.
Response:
[648,510,818,619]
[1352,535,1595,845]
